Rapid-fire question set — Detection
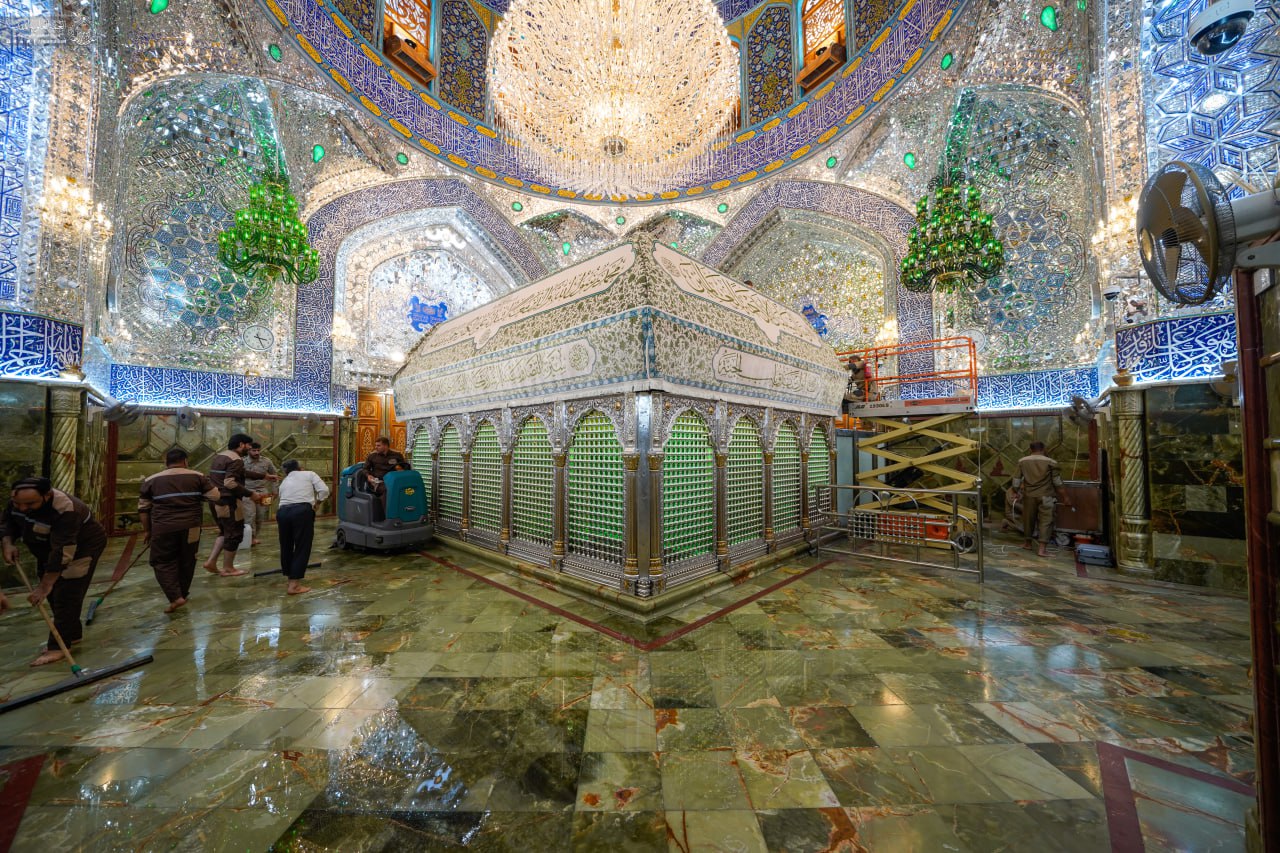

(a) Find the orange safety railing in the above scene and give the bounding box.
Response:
[835,336,977,417]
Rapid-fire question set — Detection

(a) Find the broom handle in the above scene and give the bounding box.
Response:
[11,560,78,668]
[99,542,149,598]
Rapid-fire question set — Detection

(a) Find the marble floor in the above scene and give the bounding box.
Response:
[0,522,1256,852]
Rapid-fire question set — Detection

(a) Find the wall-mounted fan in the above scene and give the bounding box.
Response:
[176,406,200,431]
[1066,395,1098,429]
[1137,161,1280,304]
[100,396,140,426]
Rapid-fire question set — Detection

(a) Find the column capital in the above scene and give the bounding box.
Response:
[49,387,83,417]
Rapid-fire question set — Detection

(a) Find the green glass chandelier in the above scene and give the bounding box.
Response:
[900,176,1004,292]
[217,173,319,285]
[900,90,1005,293]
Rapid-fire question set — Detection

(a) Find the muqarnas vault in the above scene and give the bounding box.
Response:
[394,239,846,600]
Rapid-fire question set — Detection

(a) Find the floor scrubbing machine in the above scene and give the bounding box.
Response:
[334,463,434,551]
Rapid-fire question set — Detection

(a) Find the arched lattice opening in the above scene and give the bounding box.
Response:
[808,424,831,519]
[410,427,432,516]
[567,412,625,565]
[727,418,764,546]
[662,412,715,565]
[512,416,554,548]
[773,421,802,534]
[469,421,501,535]
[437,425,463,525]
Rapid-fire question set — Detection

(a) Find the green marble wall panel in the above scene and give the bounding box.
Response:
[0,382,47,588]
[111,413,335,533]
[1145,384,1246,592]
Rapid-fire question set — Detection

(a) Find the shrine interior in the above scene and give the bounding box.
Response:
[0,0,1277,848]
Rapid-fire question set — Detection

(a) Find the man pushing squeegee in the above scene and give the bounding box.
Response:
[0,478,152,713]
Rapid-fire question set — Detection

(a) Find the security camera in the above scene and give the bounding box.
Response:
[1188,0,1254,56]
[1102,281,1122,301]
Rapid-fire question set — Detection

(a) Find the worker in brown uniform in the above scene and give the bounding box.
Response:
[363,436,410,506]
[1,477,108,666]
[138,447,221,612]
[203,433,267,577]
[1011,441,1073,557]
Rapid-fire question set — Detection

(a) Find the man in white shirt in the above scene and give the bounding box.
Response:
[275,459,331,595]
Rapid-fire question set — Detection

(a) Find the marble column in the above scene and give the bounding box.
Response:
[714,452,729,572]
[1112,388,1152,573]
[337,416,356,475]
[552,453,567,572]
[623,453,640,593]
[500,452,512,552]
[763,451,775,552]
[49,388,83,494]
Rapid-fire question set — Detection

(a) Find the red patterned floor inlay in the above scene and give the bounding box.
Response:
[418,552,833,650]
[1096,741,1255,853]
[0,754,45,850]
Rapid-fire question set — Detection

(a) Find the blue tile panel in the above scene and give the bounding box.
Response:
[0,310,82,379]
[0,0,50,301]
[1115,312,1237,384]
[975,366,1099,410]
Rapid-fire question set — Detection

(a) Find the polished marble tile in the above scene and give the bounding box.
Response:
[0,523,1256,851]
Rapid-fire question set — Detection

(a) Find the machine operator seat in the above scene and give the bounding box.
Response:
[351,468,386,523]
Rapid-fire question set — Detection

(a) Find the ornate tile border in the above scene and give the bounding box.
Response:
[260,0,969,202]
[975,366,1099,410]
[1115,312,1236,384]
[0,311,82,380]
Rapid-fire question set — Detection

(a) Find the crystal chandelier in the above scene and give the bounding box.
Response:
[489,0,739,200]
[900,177,1004,292]
[217,173,319,284]
[900,90,1005,293]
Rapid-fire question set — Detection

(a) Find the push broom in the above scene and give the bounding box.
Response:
[0,560,154,714]
[86,542,149,624]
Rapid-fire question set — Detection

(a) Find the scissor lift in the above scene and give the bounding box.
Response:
[836,338,980,546]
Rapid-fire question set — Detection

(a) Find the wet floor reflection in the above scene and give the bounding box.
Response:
[0,521,1256,851]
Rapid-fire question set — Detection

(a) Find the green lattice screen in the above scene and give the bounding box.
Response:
[808,426,831,518]
[470,422,501,534]
[567,412,625,564]
[410,429,432,515]
[662,412,715,563]
[727,418,764,545]
[512,417,554,546]
[773,422,801,533]
[437,426,463,523]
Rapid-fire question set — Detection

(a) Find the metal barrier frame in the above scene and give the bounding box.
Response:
[816,483,985,582]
